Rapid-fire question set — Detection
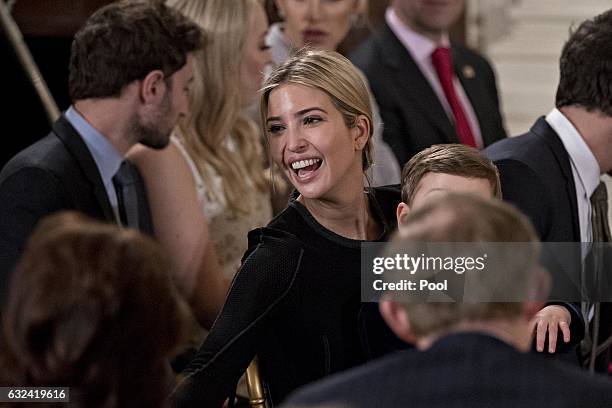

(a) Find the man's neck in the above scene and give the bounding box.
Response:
[73,98,135,157]
[559,105,612,174]
[416,318,532,352]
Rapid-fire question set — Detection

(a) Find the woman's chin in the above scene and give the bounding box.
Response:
[294,183,327,201]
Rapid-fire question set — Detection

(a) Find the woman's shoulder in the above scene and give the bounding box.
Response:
[230,226,305,299]
[246,223,304,255]
[243,206,307,263]
[126,137,200,198]
[126,136,199,184]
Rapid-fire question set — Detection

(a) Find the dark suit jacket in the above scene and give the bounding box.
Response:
[284,332,612,408]
[485,117,588,356]
[0,115,152,304]
[485,117,580,243]
[350,23,507,168]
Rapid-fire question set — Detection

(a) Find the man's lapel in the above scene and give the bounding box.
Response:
[52,115,116,223]
[453,47,486,136]
[532,117,581,241]
[378,24,458,144]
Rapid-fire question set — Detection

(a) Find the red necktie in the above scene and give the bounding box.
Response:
[431,46,477,147]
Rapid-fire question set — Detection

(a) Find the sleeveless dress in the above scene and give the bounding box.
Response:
[171,136,272,280]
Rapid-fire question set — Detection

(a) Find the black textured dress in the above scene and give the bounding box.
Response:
[172,186,401,407]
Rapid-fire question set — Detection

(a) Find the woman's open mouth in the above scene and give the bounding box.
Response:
[290,158,323,182]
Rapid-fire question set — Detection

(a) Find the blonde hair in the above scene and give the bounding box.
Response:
[261,48,374,173]
[168,0,268,214]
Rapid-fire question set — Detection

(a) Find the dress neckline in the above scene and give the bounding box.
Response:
[288,188,390,248]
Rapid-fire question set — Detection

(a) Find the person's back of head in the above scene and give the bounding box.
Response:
[0,211,190,407]
[381,193,548,350]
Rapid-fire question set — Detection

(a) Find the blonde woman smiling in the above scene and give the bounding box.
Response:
[267,0,402,186]
[171,49,401,407]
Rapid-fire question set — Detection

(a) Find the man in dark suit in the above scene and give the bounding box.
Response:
[284,194,612,408]
[350,0,507,168]
[0,0,203,303]
[486,9,612,372]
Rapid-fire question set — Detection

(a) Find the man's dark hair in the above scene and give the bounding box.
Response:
[556,9,612,116]
[68,0,202,101]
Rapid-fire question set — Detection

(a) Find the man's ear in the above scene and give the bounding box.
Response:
[379,299,416,344]
[139,70,166,104]
[352,115,370,151]
[396,202,410,231]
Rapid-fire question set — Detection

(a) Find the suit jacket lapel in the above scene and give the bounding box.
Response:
[531,117,581,241]
[52,115,116,222]
[378,24,458,144]
[452,47,489,142]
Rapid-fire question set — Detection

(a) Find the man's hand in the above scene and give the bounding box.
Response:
[530,305,571,353]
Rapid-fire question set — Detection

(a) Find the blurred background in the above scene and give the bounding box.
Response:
[2,0,610,206]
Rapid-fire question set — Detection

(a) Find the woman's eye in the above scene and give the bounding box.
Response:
[267,124,285,134]
[303,116,322,125]
[259,44,271,51]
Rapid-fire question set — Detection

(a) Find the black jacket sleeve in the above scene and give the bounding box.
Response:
[492,159,584,348]
[0,167,68,303]
[171,228,305,408]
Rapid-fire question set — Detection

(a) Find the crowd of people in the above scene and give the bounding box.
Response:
[0,0,610,407]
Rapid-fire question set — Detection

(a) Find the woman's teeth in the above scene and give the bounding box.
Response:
[291,158,321,170]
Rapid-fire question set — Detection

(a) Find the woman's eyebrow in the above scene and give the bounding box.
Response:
[266,107,328,124]
[295,107,327,117]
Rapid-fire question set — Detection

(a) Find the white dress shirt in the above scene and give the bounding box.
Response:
[545,108,601,243]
